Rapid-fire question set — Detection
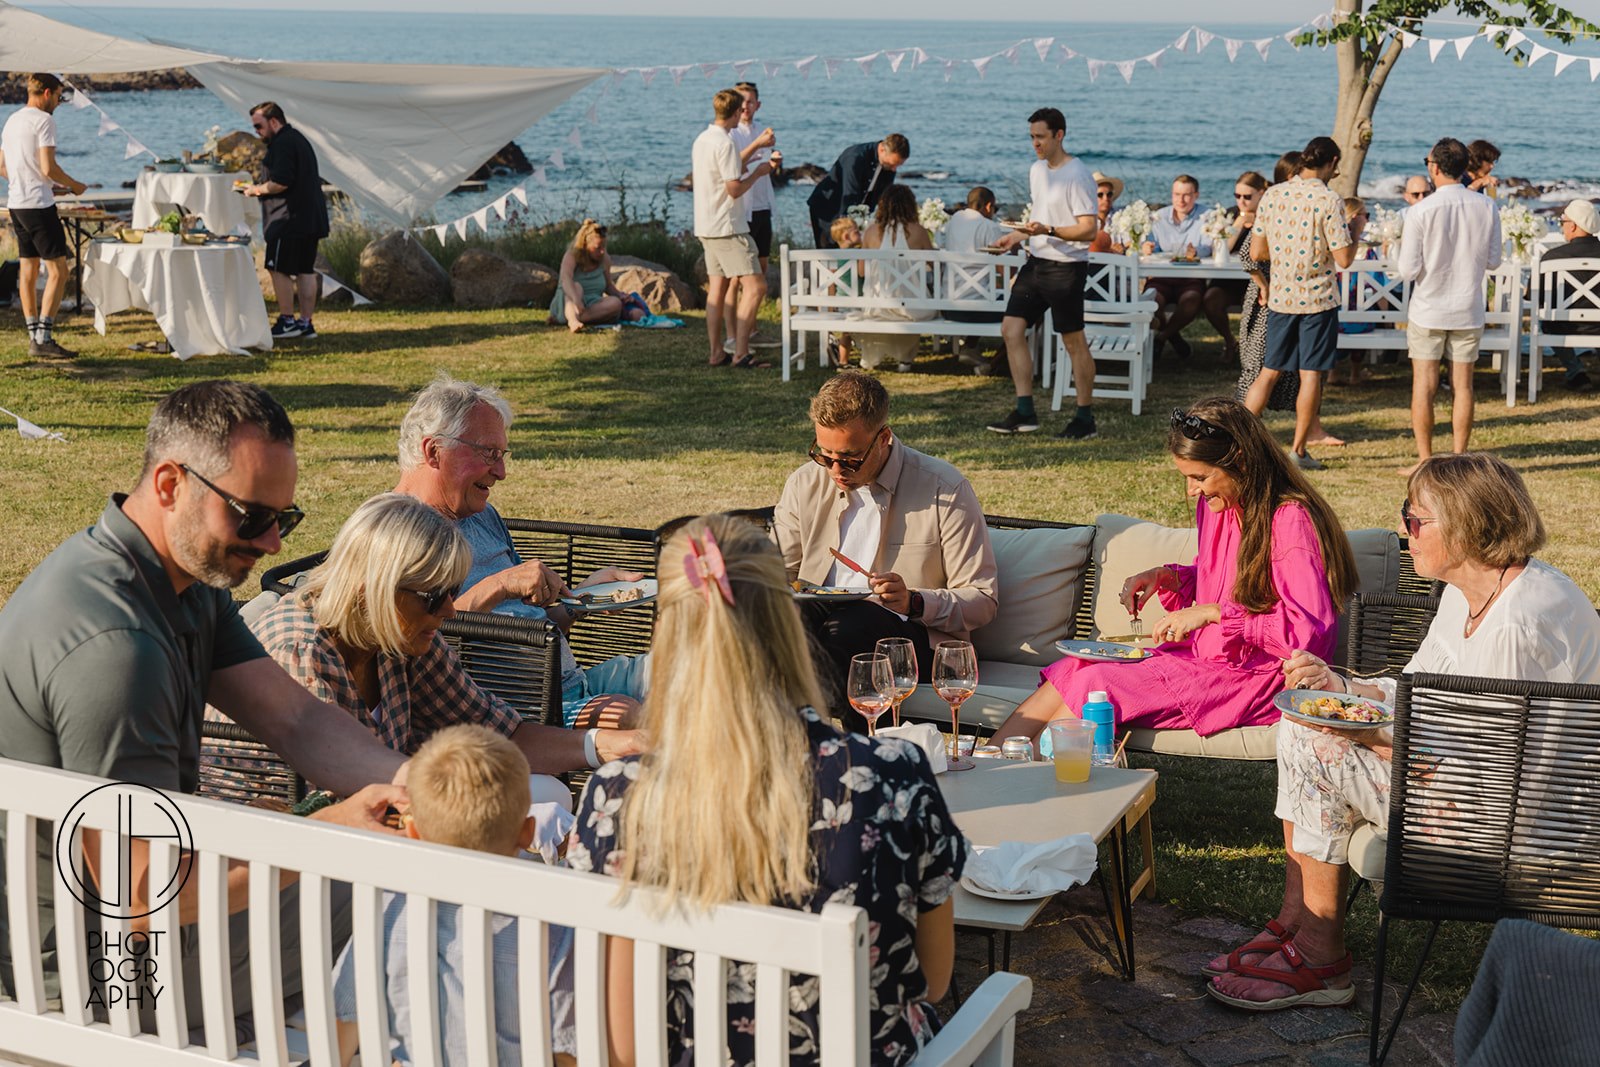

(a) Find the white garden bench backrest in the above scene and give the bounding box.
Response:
[784,247,1026,316]
[1337,261,1409,329]
[1531,257,1600,329]
[1084,253,1145,311]
[0,758,871,1067]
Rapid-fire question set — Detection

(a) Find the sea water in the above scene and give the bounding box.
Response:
[25,8,1600,238]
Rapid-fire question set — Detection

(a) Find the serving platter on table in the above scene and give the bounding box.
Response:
[558,579,657,613]
[1053,639,1153,663]
[1274,689,1395,730]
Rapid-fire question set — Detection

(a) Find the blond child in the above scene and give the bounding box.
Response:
[332,725,576,1065]
[826,215,864,366]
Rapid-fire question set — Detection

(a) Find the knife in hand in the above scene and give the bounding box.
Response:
[829,547,875,580]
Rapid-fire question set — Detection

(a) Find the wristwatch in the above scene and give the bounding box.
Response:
[907,591,925,619]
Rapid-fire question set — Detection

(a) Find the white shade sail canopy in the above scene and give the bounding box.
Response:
[0,1,605,227]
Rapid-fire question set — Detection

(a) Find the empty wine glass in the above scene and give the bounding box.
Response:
[874,637,919,728]
[932,640,978,771]
[846,653,895,736]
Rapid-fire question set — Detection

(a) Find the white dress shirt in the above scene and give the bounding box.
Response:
[1394,183,1502,330]
[827,485,882,590]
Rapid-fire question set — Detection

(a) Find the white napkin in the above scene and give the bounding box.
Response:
[875,722,949,774]
[963,836,1098,895]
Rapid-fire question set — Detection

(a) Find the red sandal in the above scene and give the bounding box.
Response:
[1205,938,1355,1012]
[1201,918,1292,977]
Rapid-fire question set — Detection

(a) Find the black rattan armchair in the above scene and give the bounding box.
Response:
[198,719,309,806]
[1343,592,1442,679]
[439,610,562,727]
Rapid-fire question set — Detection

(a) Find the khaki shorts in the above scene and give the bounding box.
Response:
[700,233,761,279]
[1407,324,1482,364]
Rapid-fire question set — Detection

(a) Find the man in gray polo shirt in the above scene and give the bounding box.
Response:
[0,380,406,1028]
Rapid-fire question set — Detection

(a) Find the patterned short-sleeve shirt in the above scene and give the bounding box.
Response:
[1254,176,1351,314]
[568,707,968,1067]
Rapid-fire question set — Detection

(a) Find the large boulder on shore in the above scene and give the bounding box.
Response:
[450,248,557,308]
[609,255,698,311]
[215,131,267,179]
[359,231,451,305]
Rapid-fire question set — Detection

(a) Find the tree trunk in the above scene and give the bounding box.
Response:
[1328,0,1410,196]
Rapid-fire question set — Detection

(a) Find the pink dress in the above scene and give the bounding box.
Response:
[1041,500,1338,736]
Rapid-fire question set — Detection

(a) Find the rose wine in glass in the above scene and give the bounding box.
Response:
[875,637,918,728]
[847,653,895,737]
[933,641,978,771]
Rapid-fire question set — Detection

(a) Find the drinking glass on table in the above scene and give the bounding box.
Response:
[874,637,919,728]
[932,640,978,771]
[846,652,895,736]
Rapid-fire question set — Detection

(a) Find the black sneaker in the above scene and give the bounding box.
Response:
[1169,335,1193,359]
[1565,371,1594,393]
[271,316,303,339]
[1057,413,1098,439]
[986,409,1040,435]
[296,319,318,340]
[29,338,77,359]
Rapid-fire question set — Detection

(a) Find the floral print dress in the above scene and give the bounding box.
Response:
[568,706,968,1066]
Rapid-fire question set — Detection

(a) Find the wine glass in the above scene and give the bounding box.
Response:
[932,641,978,771]
[846,653,895,737]
[874,637,919,728]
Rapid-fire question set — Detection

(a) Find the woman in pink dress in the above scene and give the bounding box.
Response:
[993,397,1358,741]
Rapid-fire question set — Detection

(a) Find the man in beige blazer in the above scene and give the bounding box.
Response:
[774,371,999,729]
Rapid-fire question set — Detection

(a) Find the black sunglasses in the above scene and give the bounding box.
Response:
[404,585,460,615]
[808,431,883,473]
[1170,409,1231,442]
[181,464,305,540]
[1400,499,1438,540]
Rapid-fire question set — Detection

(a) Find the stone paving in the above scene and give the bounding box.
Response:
[947,888,1459,1067]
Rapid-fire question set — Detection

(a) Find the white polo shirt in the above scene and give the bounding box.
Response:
[1026,155,1098,263]
[1394,183,1502,330]
[691,123,748,239]
[1,106,58,210]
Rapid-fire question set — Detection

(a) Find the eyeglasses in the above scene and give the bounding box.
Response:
[808,431,883,473]
[442,435,511,465]
[404,585,460,615]
[181,464,305,540]
[1400,499,1438,540]
[1097,190,1114,198]
[1170,409,1231,442]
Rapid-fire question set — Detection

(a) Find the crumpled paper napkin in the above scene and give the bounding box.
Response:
[875,721,949,774]
[963,836,1098,895]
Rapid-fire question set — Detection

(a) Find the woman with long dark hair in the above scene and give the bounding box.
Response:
[857,184,935,370]
[991,397,1357,741]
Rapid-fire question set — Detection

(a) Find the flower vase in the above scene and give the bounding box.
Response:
[1210,243,1230,266]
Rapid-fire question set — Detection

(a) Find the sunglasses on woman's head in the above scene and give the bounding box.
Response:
[405,585,460,615]
[181,464,305,540]
[1170,409,1231,442]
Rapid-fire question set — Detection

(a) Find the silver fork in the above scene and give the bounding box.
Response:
[1128,615,1145,643]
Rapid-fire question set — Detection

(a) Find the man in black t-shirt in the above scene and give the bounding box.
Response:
[244,102,330,340]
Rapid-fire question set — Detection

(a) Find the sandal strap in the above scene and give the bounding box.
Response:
[1223,919,1291,973]
[1226,939,1353,997]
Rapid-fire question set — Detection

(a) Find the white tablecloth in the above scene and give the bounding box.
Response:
[132,171,261,236]
[1138,257,1248,281]
[84,241,273,360]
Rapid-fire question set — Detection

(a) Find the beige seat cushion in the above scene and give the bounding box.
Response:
[971,524,1096,668]
[899,660,1042,733]
[1348,823,1387,883]
[1090,513,1199,639]
[1123,723,1279,760]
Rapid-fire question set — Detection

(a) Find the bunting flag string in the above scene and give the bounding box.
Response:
[63,81,159,162]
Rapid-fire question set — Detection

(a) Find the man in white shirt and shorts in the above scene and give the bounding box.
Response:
[985,107,1100,439]
[1,72,88,359]
[720,81,778,356]
[692,88,779,369]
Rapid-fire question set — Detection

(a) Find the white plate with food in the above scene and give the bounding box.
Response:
[559,579,657,613]
[1053,639,1153,663]
[791,583,872,602]
[959,876,1054,903]
[1274,689,1394,730]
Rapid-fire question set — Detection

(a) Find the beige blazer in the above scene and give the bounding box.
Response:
[773,438,999,648]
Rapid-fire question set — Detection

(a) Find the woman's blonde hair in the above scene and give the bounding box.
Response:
[299,493,472,658]
[571,218,607,271]
[408,724,530,853]
[1408,453,1546,568]
[616,514,822,913]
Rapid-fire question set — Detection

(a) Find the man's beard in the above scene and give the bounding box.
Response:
[171,500,256,590]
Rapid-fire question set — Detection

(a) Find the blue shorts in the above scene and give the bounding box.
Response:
[1265,308,1340,374]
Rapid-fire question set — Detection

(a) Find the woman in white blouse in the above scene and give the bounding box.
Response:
[1205,453,1600,1012]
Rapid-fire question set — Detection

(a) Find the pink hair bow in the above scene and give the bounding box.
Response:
[684,529,735,607]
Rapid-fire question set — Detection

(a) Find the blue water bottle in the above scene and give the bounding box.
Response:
[1081,690,1116,766]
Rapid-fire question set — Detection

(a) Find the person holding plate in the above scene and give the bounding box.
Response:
[990,396,1357,745]
[1206,453,1600,1012]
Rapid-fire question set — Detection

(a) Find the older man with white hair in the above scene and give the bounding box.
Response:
[1539,199,1600,393]
[392,374,648,734]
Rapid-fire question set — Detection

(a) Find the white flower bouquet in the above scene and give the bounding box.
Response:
[200,124,222,160]
[845,203,874,233]
[1110,200,1152,251]
[918,197,950,235]
[1369,204,1403,249]
[1200,205,1235,263]
[1500,202,1547,262]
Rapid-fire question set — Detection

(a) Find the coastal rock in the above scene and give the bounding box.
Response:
[450,248,556,308]
[678,163,822,192]
[359,231,452,305]
[466,142,534,181]
[609,255,698,311]
[215,131,266,178]
[1,69,199,104]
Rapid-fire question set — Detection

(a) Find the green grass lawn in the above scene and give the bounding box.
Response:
[3,298,1597,1007]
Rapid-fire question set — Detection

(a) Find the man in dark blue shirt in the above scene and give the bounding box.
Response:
[806,134,908,248]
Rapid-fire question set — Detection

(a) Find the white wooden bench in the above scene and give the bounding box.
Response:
[1526,255,1600,402]
[1046,253,1157,416]
[0,758,1031,1067]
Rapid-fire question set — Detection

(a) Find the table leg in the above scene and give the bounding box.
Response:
[1001,932,1012,973]
[1108,821,1136,981]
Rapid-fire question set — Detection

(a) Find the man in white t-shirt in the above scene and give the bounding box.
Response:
[1,72,88,359]
[941,186,1006,368]
[692,87,780,368]
[720,82,778,356]
[986,107,1100,439]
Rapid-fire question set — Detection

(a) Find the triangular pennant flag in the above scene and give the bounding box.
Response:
[1428,37,1449,61]
[534,167,547,185]
[432,224,449,243]
[669,65,692,86]
[1253,38,1272,60]
[1505,28,1528,50]
[608,70,627,87]
[763,59,784,78]
[1554,51,1579,75]
[1173,28,1192,53]
[490,196,509,220]
[1312,12,1330,30]
[1225,37,1243,62]
[454,218,470,240]
[855,52,880,76]
[1398,31,1420,50]
[639,67,660,86]
[567,127,583,149]
[824,57,842,79]
[887,49,908,73]
[1283,29,1300,45]
[1115,59,1137,83]
[795,55,818,78]
[1479,24,1502,38]
[0,407,65,442]
[471,206,491,232]
[1002,45,1020,64]
[941,59,958,82]
[548,149,565,170]
[1033,36,1055,62]
[1056,44,1079,63]
[585,102,600,124]
[1087,58,1107,82]
[97,111,118,136]
[1144,49,1165,70]
[732,59,756,78]
[699,62,722,78]
[972,55,994,79]
[1194,29,1214,53]
[1528,43,1552,66]
[123,137,149,160]
[69,90,93,111]
[1454,36,1474,60]
[1590,57,1600,81]
[510,187,528,206]
[912,47,930,67]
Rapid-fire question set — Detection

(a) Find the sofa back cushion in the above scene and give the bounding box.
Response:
[971,524,1096,667]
